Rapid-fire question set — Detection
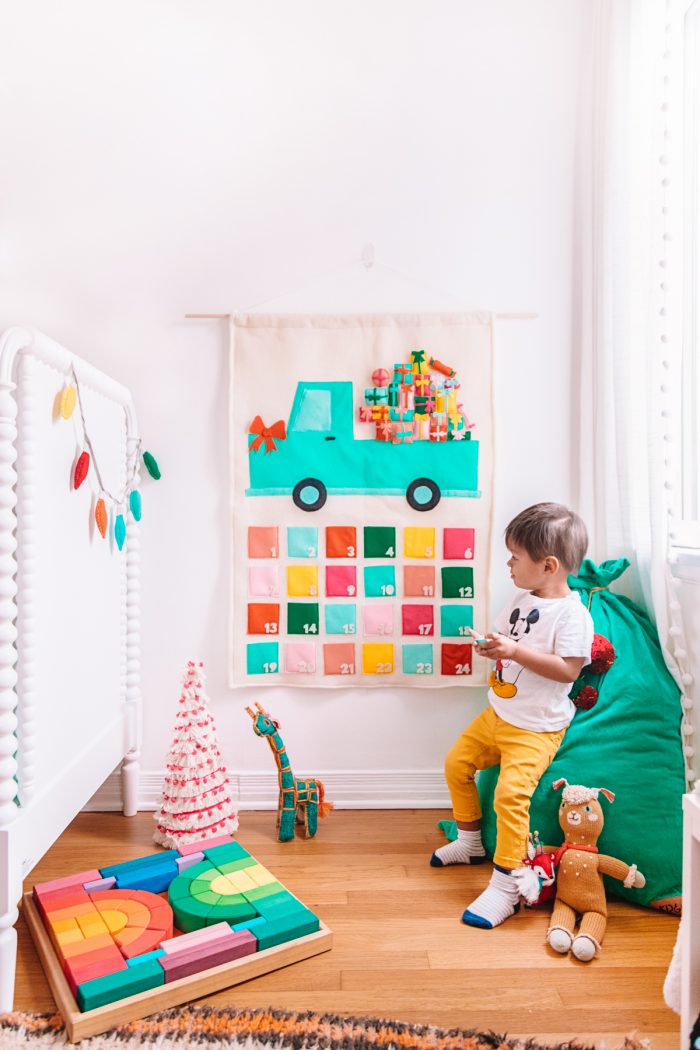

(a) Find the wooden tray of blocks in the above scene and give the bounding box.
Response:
[23,837,332,1042]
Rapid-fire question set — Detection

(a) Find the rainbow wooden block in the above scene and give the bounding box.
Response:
[23,838,332,1042]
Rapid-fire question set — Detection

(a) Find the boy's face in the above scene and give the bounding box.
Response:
[506,544,552,591]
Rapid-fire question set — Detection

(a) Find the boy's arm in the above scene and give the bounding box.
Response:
[476,635,585,684]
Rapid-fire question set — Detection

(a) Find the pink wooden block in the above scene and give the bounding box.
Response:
[159,931,256,983]
[177,835,233,857]
[34,870,102,897]
[160,921,233,956]
[83,877,116,892]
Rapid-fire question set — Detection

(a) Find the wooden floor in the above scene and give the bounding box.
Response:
[13,810,680,1049]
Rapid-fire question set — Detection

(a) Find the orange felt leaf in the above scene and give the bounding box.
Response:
[95,498,108,538]
[73,451,90,490]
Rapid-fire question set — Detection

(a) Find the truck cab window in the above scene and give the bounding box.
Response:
[291,388,331,432]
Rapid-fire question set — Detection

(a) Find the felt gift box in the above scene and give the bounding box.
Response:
[389,408,414,423]
[448,413,464,432]
[371,404,390,421]
[414,396,428,414]
[399,384,415,411]
[358,405,374,423]
[375,418,393,442]
[364,387,389,405]
[392,423,413,445]
[429,416,447,442]
[413,374,431,396]
[413,413,430,440]
[387,383,400,407]
[434,390,446,413]
[392,363,413,385]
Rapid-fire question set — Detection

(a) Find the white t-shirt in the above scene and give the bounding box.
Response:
[487,589,594,733]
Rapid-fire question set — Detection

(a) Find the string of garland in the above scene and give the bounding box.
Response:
[58,366,161,550]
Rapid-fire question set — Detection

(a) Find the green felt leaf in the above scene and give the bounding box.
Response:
[143,450,161,480]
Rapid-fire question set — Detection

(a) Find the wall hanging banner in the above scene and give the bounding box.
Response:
[229,313,494,688]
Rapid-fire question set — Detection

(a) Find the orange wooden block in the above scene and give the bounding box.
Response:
[148,903,173,931]
[60,933,114,961]
[48,903,99,923]
[112,927,143,948]
[76,913,109,937]
[55,928,85,948]
[119,928,168,960]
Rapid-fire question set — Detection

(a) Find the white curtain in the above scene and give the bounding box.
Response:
[577,0,692,725]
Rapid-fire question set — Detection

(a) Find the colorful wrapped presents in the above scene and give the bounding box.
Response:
[387,383,399,407]
[376,418,393,442]
[435,390,446,413]
[447,392,458,415]
[423,395,436,413]
[414,396,428,414]
[414,374,431,396]
[393,363,413,385]
[358,405,374,422]
[389,408,414,423]
[413,413,430,440]
[399,384,415,411]
[429,356,456,378]
[371,404,390,421]
[392,423,414,445]
[429,414,448,442]
[365,387,389,405]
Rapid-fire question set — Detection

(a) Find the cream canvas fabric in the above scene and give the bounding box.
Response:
[229,312,494,688]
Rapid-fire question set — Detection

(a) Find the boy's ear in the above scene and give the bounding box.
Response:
[543,555,560,575]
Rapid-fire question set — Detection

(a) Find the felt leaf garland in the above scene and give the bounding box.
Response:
[95,498,108,538]
[115,513,126,551]
[129,489,142,522]
[143,451,161,480]
[73,451,90,489]
[59,385,77,419]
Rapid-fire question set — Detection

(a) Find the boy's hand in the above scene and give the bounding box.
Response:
[475,633,517,660]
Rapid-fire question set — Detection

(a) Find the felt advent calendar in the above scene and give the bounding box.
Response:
[229,313,494,688]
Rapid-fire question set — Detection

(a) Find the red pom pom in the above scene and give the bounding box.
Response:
[588,634,615,673]
[574,685,598,710]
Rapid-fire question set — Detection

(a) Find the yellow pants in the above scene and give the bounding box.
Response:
[444,706,566,869]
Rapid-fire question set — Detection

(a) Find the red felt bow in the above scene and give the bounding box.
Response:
[249,416,286,453]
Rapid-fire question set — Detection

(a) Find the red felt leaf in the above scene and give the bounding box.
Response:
[74,451,90,490]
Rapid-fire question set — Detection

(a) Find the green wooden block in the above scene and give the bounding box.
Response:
[178,860,216,882]
[77,959,164,1012]
[190,890,222,906]
[168,877,197,903]
[243,881,284,902]
[255,899,308,923]
[253,891,300,918]
[205,900,257,924]
[172,897,214,933]
[217,857,257,874]
[255,909,320,951]
[203,842,251,865]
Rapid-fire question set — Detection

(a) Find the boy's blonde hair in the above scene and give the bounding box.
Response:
[505,503,588,574]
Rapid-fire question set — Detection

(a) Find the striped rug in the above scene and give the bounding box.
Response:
[0,1006,649,1050]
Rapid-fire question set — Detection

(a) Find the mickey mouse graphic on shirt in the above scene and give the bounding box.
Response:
[489,607,540,699]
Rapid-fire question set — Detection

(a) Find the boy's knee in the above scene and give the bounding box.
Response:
[493,772,535,811]
[444,748,475,787]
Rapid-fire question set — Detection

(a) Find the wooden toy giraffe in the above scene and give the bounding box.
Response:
[245,702,333,841]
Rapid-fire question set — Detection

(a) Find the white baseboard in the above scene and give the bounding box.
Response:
[84,769,452,812]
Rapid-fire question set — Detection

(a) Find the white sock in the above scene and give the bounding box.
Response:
[431,829,486,866]
[462,869,520,928]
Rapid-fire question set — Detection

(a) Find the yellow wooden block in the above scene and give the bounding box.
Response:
[50,917,80,934]
[210,874,237,896]
[76,912,109,937]
[225,869,257,892]
[362,643,394,675]
[248,866,277,887]
[98,909,128,935]
[56,927,85,947]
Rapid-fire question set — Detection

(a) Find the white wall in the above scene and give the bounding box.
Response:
[0,1,590,805]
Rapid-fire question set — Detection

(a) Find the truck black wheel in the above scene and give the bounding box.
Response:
[406,478,441,511]
[293,478,327,512]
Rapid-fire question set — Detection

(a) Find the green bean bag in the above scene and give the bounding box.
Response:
[440,558,684,913]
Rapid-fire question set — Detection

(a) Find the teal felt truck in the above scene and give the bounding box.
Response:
[247,381,479,512]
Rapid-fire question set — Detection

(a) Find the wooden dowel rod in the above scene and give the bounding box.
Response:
[184,312,538,320]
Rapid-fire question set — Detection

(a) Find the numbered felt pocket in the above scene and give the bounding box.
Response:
[362,604,394,636]
[247,603,280,635]
[284,641,316,674]
[404,526,436,558]
[248,526,279,559]
[247,642,279,675]
[441,566,474,599]
[287,602,320,636]
[441,643,472,676]
[440,604,474,638]
[326,525,357,558]
[323,642,356,676]
[363,564,396,597]
[287,565,319,597]
[402,604,435,636]
[402,643,434,675]
[363,525,396,558]
[403,565,435,598]
[362,643,394,675]
[249,564,280,598]
[325,603,357,635]
[443,527,475,560]
[326,564,357,597]
[287,526,318,559]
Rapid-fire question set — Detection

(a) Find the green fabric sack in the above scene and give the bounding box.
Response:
[441,558,684,913]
